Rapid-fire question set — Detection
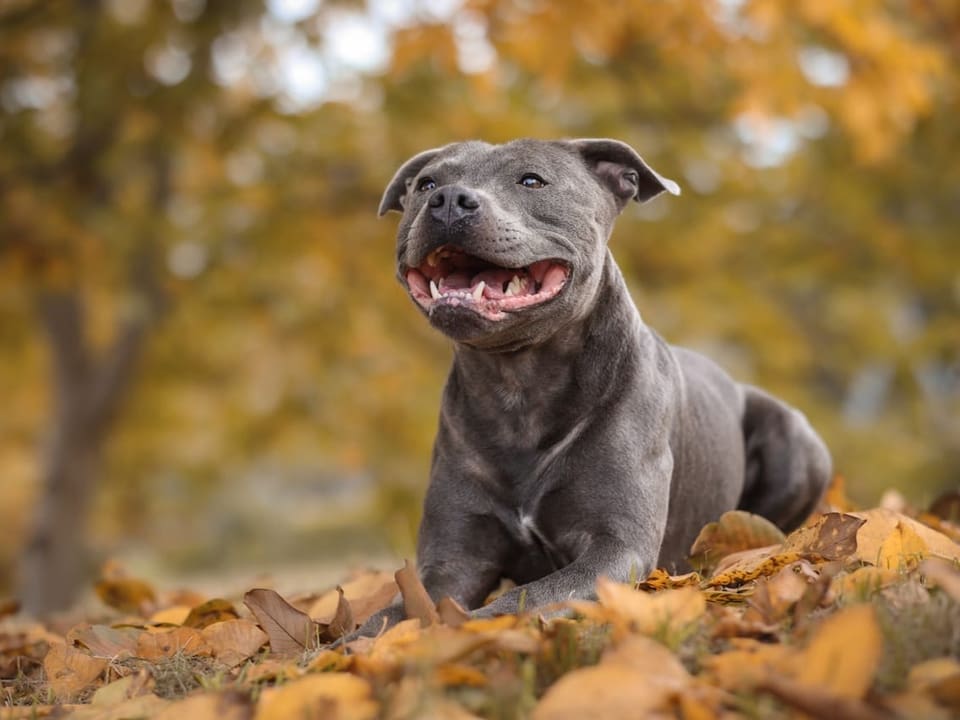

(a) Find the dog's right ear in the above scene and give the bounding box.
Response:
[378,147,444,216]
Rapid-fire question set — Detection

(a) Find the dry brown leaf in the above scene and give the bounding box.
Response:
[395,559,439,627]
[689,510,786,573]
[243,588,318,656]
[320,587,355,641]
[153,691,252,720]
[42,642,108,701]
[434,662,488,687]
[253,672,377,720]
[929,490,960,524]
[743,563,810,624]
[795,603,883,699]
[881,691,954,720]
[94,577,157,616]
[242,657,303,684]
[436,596,471,627]
[183,599,240,629]
[202,619,268,667]
[853,509,960,567]
[782,512,865,561]
[921,557,960,602]
[135,626,211,661]
[66,623,139,659]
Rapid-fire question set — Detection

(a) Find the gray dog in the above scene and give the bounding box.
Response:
[367,137,830,628]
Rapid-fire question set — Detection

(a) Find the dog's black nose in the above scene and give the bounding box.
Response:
[428,185,480,225]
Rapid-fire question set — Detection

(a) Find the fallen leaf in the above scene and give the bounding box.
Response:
[66,624,139,659]
[434,662,488,687]
[307,572,398,626]
[94,577,157,616]
[436,596,471,628]
[743,563,810,624]
[395,559,439,627]
[60,694,171,720]
[637,569,701,591]
[830,566,901,599]
[90,670,154,706]
[534,636,689,719]
[242,657,303,684]
[705,548,802,588]
[42,642,108,701]
[921,557,960,602]
[135,626,211,661]
[305,649,352,672]
[782,512,865,561]
[202,619,268,667]
[758,673,887,720]
[689,511,786,574]
[253,672,377,720]
[853,509,960,567]
[153,690,253,720]
[795,602,882,699]
[243,588,318,655]
[319,587,354,641]
[929,490,960,524]
[700,638,792,691]
[183,599,240,629]
[149,605,191,626]
[591,579,705,639]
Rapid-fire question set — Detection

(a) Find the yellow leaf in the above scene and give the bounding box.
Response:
[135,626,211,661]
[253,673,377,720]
[183,599,240,629]
[877,520,929,570]
[434,662,488,687]
[795,603,882,699]
[830,566,901,599]
[94,578,156,616]
[854,509,960,567]
[149,605,191,626]
[706,549,803,588]
[595,579,705,639]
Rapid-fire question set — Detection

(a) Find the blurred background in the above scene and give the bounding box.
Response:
[1,0,957,616]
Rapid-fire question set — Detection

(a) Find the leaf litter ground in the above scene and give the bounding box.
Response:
[2,481,959,719]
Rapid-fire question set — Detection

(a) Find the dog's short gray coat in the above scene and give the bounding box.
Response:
[363,138,831,628]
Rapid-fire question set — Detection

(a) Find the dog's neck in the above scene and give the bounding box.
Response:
[447,255,647,434]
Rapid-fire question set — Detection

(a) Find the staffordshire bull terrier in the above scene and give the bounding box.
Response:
[368,137,831,626]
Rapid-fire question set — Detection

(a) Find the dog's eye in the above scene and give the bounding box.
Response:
[519,173,547,189]
[417,177,437,192]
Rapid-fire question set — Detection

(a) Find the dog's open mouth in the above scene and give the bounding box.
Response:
[405,245,570,321]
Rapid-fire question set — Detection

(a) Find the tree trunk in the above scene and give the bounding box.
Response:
[17,290,154,616]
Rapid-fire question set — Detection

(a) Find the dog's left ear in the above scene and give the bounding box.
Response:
[568,138,680,207]
[378,147,445,216]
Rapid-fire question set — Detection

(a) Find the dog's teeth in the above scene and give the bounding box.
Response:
[472,281,485,301]
[430,280,441,299]
[505,275,523,297]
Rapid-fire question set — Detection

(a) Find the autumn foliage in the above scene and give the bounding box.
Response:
[1,484,958,719]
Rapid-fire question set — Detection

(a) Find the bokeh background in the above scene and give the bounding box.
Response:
[1,0,957,615]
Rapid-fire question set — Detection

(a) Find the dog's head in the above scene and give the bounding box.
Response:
[380,138,679,351]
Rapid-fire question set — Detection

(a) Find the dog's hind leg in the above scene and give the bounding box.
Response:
[737,386,832,532]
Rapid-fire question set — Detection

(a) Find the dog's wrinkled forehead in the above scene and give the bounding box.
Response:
[416,140,584,186]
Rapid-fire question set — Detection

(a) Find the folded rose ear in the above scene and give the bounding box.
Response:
[378,147,445,216]
[567,138,680,208]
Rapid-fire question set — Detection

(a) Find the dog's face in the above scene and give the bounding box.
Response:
[380,138,679,351]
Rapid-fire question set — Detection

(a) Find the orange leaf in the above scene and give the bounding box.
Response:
[253,673,377,720]
[135,626,211,661]
[42,642,108,701]
[201,619,268,667]
[183,599,240,629]
[94,578,156,616]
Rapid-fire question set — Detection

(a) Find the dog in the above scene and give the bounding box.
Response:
[366,137,831,627]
